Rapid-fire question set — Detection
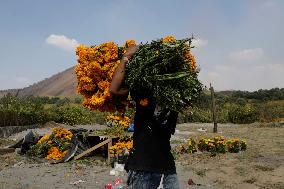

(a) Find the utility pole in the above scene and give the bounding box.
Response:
[210,83,217,133]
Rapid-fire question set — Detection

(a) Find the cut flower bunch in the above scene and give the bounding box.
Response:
[75,36,202,112]
[109,140,133,164]
[75,41,135,113]
[126,36,202,111]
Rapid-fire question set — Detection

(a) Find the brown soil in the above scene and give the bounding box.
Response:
[0,123,283,189]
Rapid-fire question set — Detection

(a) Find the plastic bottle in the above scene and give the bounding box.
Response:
[113,178,126,189]
[105,182,112,189]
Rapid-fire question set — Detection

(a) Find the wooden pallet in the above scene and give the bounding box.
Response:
[73,133,133,162]
[73,137,113,162]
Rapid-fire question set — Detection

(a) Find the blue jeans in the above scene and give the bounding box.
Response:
[127,170,180,189]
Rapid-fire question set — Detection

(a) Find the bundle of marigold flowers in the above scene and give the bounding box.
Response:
[106,114,131,130]
[75,36,202,112]
[125,36,202,111]
[109,140,133,159]
[27,128,73,161]
[75,40,136,113]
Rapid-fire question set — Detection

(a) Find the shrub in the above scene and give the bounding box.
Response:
[228,104,259,124]
[178,107,211,123]
[0,95,108,126]
[47,105,93,125]
[0,95,47,126]
[259,100,284,122]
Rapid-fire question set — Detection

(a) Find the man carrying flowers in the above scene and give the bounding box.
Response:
[110,45,180,189]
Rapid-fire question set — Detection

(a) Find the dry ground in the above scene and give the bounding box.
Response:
[0,123,283,189]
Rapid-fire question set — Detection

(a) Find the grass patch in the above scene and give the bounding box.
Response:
[258,122,284,127]
[237,148,262,161]
[253,164,274,172]
[234,166,247,176]
[170,139,183,144]
[260,182,284,189]
[195,168,207,177]
[243,177,257,184]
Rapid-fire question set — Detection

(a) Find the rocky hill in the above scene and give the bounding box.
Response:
[0,67,77,97]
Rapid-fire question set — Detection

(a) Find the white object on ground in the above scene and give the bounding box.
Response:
[114,163,125,177]
[110,169,116,176]
[70,180,85,185]
[114,163,125,172]
[197,128,207,132]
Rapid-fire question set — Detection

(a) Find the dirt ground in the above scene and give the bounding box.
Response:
[0,123,283,189]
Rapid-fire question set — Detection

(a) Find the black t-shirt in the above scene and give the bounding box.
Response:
[125,91,178,174]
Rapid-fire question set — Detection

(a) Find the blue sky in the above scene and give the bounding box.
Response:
[0,0,283,91]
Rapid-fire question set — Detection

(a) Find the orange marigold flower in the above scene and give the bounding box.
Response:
[124,40,136,48]
[162,36,177,43]
[139,98,149,106]
[37,134,50,144]
[45,147,66,160]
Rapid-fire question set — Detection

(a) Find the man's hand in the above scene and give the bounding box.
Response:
[109,45,138,96]
[124,45,139,59]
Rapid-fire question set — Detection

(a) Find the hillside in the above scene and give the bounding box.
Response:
[0,67,77,97]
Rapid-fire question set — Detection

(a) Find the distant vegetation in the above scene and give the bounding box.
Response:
[178,88,284,124]
[0,88,283,126]
[0,94,106,127]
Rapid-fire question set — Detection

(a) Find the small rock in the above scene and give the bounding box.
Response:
[70,180,85,185]
[12,161,24,168]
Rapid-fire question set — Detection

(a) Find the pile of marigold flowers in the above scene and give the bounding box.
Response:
[175,136,247,155]
[109,140,133,163]
[75,36,202,113]
[226,138,247,153]
[106,115,131,130]
[27,128,73,161]
[198,136,227,154]
[176,138,197,154]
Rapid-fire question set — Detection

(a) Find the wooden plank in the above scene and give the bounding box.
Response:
[74,139,111,160]
[0,148,15,155]
[107,138,112,163]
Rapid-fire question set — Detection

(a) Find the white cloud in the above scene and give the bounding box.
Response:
[191,38,208,48]
[46,34,79,52]
[228,48,264,62]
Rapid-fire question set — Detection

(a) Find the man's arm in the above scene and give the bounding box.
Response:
[110,45,138,96]
[109,57,129,96]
